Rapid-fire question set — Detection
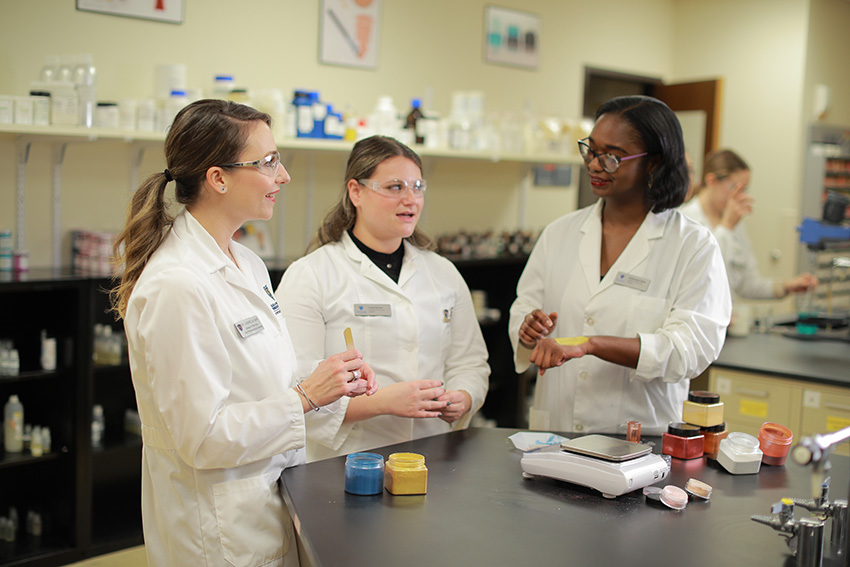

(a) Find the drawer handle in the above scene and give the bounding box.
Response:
[824,402,850,412]
[734,388,769,398]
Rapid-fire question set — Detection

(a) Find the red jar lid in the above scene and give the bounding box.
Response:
[688,391,721,404]
[667,422,703,437]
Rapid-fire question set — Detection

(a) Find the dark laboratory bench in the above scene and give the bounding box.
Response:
[280,427,849,567]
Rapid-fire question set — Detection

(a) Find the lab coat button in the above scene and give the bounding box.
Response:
[406,344,416,352]
[575,424,584,431]
[586,317,595,326]
[579,372,588,380]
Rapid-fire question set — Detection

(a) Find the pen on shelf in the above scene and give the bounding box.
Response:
[344,327,355,351]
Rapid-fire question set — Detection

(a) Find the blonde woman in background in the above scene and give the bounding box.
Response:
[679,148,818,300]
[111,99,376,567]
[277,135,489,462]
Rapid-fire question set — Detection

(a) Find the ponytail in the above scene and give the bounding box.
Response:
[110,172,173,319]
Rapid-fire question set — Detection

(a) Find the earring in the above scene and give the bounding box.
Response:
[220,187,226,192]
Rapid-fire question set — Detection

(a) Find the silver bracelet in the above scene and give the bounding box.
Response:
[295,382,320,412]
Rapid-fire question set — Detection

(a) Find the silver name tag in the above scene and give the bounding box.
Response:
[354,304,392,317]
[234,315,264,338]
[614,272,650,292]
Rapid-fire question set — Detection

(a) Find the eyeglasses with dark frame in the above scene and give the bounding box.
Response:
[577,139,647,174]
[220,151,281,177]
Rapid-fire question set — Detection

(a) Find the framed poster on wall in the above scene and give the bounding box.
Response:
[77,0,183,24]
[483,5,539,70]
[320,0,381,69]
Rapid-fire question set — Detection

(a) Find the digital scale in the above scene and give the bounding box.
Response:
[521,434,670,499]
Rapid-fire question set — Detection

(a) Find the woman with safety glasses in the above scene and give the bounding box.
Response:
[680,148,818,301]
[111,99,377,566]
[508,95,732,436]
[276,135,489,461]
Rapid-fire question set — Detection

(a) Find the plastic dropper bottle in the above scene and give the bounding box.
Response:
[73,54,97,128]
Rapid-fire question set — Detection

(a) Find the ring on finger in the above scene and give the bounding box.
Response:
[351,369,362,381]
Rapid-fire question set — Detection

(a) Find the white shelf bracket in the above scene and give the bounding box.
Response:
[130,143,146,194]
[52,143,67,269]
[15,138,31,252]
[517,164,532,229]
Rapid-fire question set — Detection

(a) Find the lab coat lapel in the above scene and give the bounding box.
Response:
[342,233,412,298]
[595,209,666,295]
[579,201,604,295]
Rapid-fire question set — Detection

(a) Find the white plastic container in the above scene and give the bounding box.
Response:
[119,99,137,130]
[92,404,105,447]
[160,90,188,131]
[4,395,24,453]
[95,102,119,128]
[14,96,33,125]
[30,92,51,125]
[717,431,763,475]
[0,96,13,124]
[39,55,59,83]
[211,75,235,99]
[137,99,156,131]
[56,54,76,83]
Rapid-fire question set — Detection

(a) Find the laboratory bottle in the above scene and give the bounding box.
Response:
[211,75,235,99]
[92,404,105,447]
[161,90,188,131]
[6,349,19,376]
[292,90,313,138]
[41,427,51,453]
[56,54,76,83]
[39,55,59,83]
[4,395,24,453]
[310,92,326,138]
[72,54,97,128]
[30,426,42,457]
[405,98,425,144]
[373,95,398,137]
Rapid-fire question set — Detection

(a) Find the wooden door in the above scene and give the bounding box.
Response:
[653,79,724,153]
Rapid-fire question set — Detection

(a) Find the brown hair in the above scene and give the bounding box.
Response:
[308,135,434,253]
[701,148,749,183]
[110,99,271,318]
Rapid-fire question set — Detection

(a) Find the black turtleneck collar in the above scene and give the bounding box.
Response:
[348,230,404,283]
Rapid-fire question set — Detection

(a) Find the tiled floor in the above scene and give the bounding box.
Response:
[63,546,147,567]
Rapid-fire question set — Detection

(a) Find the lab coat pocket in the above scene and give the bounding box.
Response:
[213,471,289,567]
[625,295,669,337]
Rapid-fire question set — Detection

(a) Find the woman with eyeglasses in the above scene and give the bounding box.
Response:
[680,148,818,300]
[111,99,377,566]
[508,95,731,436]
[276,135,489,461]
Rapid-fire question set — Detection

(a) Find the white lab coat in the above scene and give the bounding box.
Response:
[124,210,305,567]
[679,198,781,299]
[508,200,731,436]
[276,232,490,462]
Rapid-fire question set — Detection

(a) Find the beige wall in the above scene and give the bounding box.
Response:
[2,0,848,273]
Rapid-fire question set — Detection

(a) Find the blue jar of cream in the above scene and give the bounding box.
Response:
[345,452,384,495]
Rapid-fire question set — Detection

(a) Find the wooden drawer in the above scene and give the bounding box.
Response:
[708,368,801,436]
[800,385,850,457]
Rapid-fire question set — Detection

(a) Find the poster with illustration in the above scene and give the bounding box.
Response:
[77,0,183,23]
[320,0,381,69]
[484,6,540,70]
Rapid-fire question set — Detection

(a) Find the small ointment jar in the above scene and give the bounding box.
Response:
[682,390,724,427]
[384,452,428,495]
[700,422,728,458]
[344,452,384,495]
[758,422,793,466]
[662,422,705,460]
[717,432,763,475]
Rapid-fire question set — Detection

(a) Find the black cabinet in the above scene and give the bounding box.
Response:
[0,272,141,567]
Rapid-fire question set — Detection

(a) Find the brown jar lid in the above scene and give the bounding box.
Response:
[667,422,703,437]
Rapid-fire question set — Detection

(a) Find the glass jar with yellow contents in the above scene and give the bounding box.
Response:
[384,452,428,495]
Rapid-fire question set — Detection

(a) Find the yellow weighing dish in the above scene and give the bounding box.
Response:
[384,452,428,495]
[554,336,589,346]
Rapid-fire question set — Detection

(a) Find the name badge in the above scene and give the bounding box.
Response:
[614,272,650,292]
[354,304,392,317]
[234,315,264,338]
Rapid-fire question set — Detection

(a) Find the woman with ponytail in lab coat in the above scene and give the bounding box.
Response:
[277,135,489,462]
[111,100,376,566]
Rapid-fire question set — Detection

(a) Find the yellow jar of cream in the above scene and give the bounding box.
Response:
[682,391,724,427]
[384,452,428,495]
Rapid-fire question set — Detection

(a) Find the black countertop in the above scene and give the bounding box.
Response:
[281,427,850,567]
[714,331,850,387]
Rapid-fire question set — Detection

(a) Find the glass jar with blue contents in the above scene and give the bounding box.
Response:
[344,452,384,495]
